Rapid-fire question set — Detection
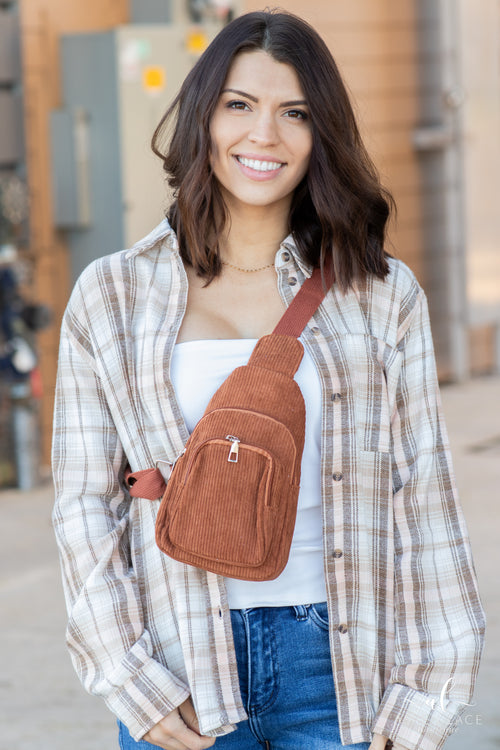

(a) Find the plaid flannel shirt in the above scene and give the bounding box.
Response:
[52,220,485,749]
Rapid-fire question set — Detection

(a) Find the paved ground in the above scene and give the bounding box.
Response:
[0,375,499,750]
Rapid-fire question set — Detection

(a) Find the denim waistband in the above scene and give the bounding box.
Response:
[230,602,326,621]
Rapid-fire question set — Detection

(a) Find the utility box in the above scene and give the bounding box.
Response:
[51,24,217,281]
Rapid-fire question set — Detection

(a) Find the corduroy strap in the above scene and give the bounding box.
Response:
[126,260,334,499]
[125,465,168,499]
[273,260,334,337]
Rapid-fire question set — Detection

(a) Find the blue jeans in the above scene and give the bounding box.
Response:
[118,603,371,749]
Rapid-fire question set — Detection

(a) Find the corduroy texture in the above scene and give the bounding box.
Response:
[155,335,306,580]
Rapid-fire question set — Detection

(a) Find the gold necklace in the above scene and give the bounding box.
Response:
[221,260,275,273]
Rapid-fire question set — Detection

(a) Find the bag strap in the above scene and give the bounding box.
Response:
[126,259,334,498]
[125,466,169,498]
[272,260,334,338]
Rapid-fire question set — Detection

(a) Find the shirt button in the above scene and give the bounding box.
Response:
[281,251,291,262]
[332,472,343,482]
[338,624,348,634]
[288,276,297,286]
[331,392,342,402]
[332,549,343,559]
[310,326,320,335]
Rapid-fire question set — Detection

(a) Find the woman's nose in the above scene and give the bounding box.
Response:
[247,113,280,146]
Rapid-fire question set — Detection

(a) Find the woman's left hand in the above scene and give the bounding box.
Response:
[369,733,406,749]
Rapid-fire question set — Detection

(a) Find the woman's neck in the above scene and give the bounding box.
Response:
[219,200,291,269]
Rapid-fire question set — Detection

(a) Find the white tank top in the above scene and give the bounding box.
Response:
[170,338,327,608]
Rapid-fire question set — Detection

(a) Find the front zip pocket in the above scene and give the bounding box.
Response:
[167,437,276,567]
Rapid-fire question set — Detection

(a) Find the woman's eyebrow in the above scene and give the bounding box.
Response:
[222,88,307,107]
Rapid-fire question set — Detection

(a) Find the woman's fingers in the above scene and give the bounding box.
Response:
[368,734,391,750]
[178,696,202,734]
[143,699,215,750]
[369,735,405,750]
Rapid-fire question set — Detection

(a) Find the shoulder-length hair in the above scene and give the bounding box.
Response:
[151,10,393,290]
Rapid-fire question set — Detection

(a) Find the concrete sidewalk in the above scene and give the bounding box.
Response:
[0,376,499,750]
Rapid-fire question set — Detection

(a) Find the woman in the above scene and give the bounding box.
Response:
[52,10,485,750]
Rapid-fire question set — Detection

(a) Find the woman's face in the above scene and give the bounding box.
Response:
[209,50,313,216]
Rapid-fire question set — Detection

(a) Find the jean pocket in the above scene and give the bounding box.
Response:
[309,601,329,630]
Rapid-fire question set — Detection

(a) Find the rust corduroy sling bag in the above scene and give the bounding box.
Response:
[126,264,333,581]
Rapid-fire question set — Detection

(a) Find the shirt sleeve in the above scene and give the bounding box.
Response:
[51,288,190,741]
[371,289,486,750]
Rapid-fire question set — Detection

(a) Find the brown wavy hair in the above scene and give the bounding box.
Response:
[151,10,393,290]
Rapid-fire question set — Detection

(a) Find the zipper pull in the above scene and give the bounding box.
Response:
[226,435,240,463]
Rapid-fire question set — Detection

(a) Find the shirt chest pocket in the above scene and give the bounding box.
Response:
[343,334,402,454]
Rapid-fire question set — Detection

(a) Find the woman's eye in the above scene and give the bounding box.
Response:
[226,100,250,111]
[284,109,308,120]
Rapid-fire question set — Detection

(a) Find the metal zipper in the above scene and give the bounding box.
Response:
[226,435,240,463]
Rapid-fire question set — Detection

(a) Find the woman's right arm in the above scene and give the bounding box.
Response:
[52,284,192,743]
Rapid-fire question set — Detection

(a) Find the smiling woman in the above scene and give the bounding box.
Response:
[52,9,485,750]
[209,51,313,217]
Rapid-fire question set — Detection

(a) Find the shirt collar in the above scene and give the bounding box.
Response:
[278,233,314,279]
[125,218,178,259]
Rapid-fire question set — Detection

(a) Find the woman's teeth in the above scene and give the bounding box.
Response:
[237,156,284,172]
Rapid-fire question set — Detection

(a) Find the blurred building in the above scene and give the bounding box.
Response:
[2,0,499,467]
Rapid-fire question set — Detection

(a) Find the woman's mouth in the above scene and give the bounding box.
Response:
[236,155,285,171]
[234,155,286,180]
